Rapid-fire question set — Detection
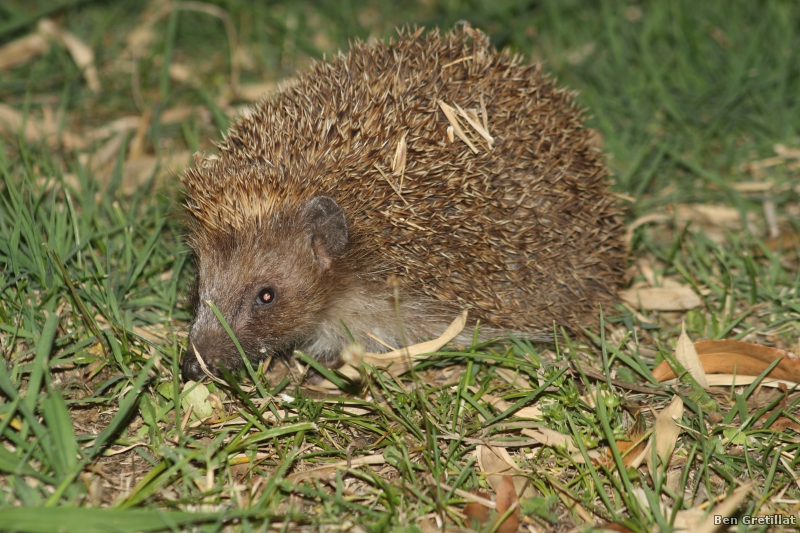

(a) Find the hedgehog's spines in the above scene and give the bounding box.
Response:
[182,25,626,334]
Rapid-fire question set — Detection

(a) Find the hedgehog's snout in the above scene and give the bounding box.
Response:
[183,332,220,381]
[183,324,237,381]
[181,345,204,381]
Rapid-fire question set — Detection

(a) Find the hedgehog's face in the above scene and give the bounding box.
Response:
[181,196,349,381]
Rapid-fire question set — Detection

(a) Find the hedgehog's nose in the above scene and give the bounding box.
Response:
[181,344,205,382]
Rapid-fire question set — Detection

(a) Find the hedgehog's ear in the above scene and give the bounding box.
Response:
[303,196,348,270]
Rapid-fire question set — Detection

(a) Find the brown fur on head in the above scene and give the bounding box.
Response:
[182,196,356,380]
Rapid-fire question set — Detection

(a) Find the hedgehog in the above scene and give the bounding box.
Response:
[180,25,626,382]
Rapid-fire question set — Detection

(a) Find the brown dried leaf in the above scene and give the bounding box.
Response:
[676,203,742,226]
[615,411,647,467]
[653,339,800,383]
[763,232,800,253]
[671,204,756,243]
[694,483,753,533]
[128,109,152,159]
[168,63,194,84]
[750,383,788,425]
[317,311,467,388]
[598,523,634,533]
[493,368,531,390]
[698,375,797,387]
[121,151,192,194]
[601,407,650,469]
[512,406,544,419]
[38,19,100,92]
[0,32,49,71]
[237,82,279,101]
[363,312,466,365]
[618,286,701,311]
[774,143,800,160]
[475,444,534,499]
[0,103,87,149]
[512,396,605,465]
[671,508,707,532]
[521,426,579,454]
[625,213,672,245]
[766,416,800,433]
[675,323,708,388]
[286,454,386,484]
[123,2,167,58]
[627,441,652,470]
[475,392,544,420]
[84,116,141,143]
[648,396,683,472]
[0,104,45,142]
[494,475,520,533]
[463,489,491,525]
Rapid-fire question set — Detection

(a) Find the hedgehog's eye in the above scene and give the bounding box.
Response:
[256,287,277,306]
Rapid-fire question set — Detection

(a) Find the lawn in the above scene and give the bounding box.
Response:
[1,0,799,532]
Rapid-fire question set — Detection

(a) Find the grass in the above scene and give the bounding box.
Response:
[1,0,800,531]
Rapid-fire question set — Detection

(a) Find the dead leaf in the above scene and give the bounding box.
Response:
[671,507,707,532]
[648,396,683,473]
[675,323,709,388]
[619,286,701,310]
[684,374,798,388]
[732,181,775,192]
[475,444,534,499]
[84,116,141,142]
[168,62,194,84]
[90,131,128,176]
[676,204,743,227]
[0,32,49,71]
[38,19,100,92]
[694,483,753,533]
[750,383,789,428]
[626,441,652,470]
[766,417,800,433]
[474,391,543,420]
[493,368,531,390]
[609,411,647,467]
[774,143,800,160]
[763,232,800,253]
[598,523,634,533]
[653,339,800,383]
[463,489,492,525]
[521,426,579,454]
[0,103,85,148]
[672,203,757,243]
[666,467,683,495]
[286,454,386,484]
[625,213,672,245]
[318,311,467,388]
[128,109,152,159]
[121,151,192,194]
[236,82,278,101]
[494,475,520,533]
